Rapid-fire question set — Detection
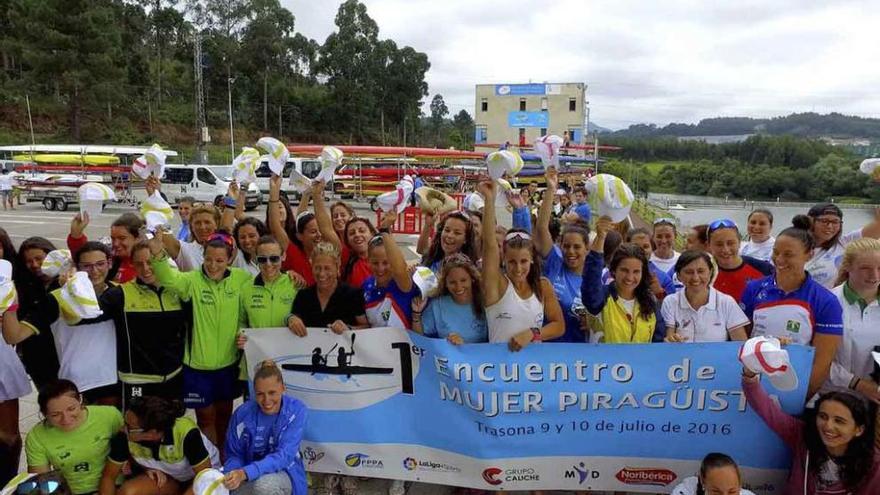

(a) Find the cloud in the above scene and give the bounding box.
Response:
[281,0,880,129]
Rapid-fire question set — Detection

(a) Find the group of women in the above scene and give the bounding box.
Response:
[2,163,880,495]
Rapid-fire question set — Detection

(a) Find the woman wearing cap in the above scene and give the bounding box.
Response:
[224,361,308,495]
[411,254,488,344]
[532,168,592,343]
[650,218,680,277]
[148,229,252,454]
[739,209,775,262]
[361,213,419,329]
[479,180,564,350]
[803,203,880,289]
[670,452,755,495]
[3,242,120,405]
[582,216,665,344]
[419,210,479,274]
[625,227,677,300]
[821,238,880,402]
[13,237,61,390]
[25,379,123,495]
[706,219,774,304]
[662,250,749,343]
[742,367,880,493]
[268,175,337,286]
[741,216,843,398]
[100,396,219,495]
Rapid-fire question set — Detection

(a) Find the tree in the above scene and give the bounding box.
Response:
[452,109,474,149]
[429,93,448,145]
[14,0,126,140]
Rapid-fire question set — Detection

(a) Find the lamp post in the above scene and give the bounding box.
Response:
[228,77,235,162]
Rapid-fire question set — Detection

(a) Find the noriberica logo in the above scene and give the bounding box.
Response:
[615,467,676,486]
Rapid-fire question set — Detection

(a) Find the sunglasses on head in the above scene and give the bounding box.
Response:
[707,218,737,234]
[653,218,675,226]
[256,255,282,265]
[368,235,385,247]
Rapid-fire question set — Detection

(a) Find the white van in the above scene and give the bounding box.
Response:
[161,164,262,210]
[253,157,323,200]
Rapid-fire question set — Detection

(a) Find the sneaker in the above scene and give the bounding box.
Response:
[388,479,407,495]
[340,475,359,495]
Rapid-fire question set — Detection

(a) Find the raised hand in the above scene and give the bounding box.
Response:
[70,212,89,238]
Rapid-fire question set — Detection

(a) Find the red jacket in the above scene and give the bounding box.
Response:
[67,234,136,283]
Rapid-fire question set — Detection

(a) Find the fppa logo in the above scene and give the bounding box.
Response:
[345,453,384,469]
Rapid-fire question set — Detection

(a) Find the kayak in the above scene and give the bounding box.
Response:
[288,145,485,159]
[13,154,121,165]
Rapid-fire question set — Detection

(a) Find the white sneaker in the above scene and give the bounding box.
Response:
[388,479,407,495]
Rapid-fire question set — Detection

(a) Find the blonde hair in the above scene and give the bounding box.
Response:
[253,359,284,383]
[834,237,880,288]
[190,204,221,226]
[310,241,340,262]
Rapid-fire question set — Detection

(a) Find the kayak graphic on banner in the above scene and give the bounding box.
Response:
[245,328,813,493]
[78,182,116,219]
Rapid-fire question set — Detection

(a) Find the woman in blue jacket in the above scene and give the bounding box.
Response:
[224,360,308,495]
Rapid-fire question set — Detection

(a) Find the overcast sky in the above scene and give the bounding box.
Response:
[280,0,880,130]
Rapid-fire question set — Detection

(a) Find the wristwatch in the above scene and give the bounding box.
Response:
[530,327,542,343]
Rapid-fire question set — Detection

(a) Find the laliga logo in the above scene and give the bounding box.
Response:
[402,458,417,471]
[482,467,503,486]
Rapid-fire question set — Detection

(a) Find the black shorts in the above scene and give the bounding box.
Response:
[182,364,241,408]
[81,382,121,405]
[121,373,184,409]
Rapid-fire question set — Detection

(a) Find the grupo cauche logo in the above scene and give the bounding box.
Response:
[482,467,503,486]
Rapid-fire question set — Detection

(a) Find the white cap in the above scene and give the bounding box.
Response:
[534,134,564,169]
[192,469,229,495]
[141,191,173,233]
[860,158,880,180]
[0,259,11,285]
[462,192,485,213]
[739,336,798,391]
[131,144,167,180]
[41,249,73,278]
[0,260,15,313]
[375,175,414,214]
[57,271,102,323]
[256,137,289,176]
[317,146,343,183]
[486,150,524,180]
[288,169,312,193]
[412,266,439,296]
[584,173,634,222]
[232,147,261,184]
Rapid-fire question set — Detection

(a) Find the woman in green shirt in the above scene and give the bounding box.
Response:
[148,229,252,456]
[25,380,123,495]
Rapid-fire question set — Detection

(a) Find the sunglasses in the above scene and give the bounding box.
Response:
[15,480,62,495]
[256,255,282,265]
[78,260,109,272]
[653,218,675,226]
[368,235,385,247]
[707,218,737,234]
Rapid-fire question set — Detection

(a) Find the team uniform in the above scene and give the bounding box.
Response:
[340,246,372,289]
[542,245,586,343]
[823,283,880,393]
[741,274,843,345]
[485,277,545,344]
[650,251,680,278]
[713,256,774,303]
[151,253,252,408]
[108,416,220,482]
[362,277,418,330]
[98,278,186,406]
[25,406,123,495]
[12,276,61,389]
[660,287,749,342]
[739,236,775,262]
[239,274,298,379]
[805,230,863,288]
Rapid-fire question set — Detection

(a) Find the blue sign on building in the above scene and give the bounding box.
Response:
[508,111,549,128]
[495,83,546,96]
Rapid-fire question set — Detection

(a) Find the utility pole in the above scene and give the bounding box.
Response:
[278,105,282,137]
[228,76,235,162]
[193,33,208,163]
[593,133,599,175]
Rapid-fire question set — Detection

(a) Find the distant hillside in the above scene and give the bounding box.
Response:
[608,112,880,139]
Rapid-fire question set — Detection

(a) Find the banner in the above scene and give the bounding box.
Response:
[245,328,813,493]
[508,111,550,128]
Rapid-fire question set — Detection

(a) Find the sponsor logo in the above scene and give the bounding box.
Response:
[615,467,676,486]
[302,447,324,466]
[482,468,503,486]
[786,320,801,333]
[402,457,460,473]
[497,85,511,95]
[345,453,384,469]
[482,467,540,485]
[564,462,600,484]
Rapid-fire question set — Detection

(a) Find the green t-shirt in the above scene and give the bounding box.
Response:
[25,405,123,495]
[238,273,298,379]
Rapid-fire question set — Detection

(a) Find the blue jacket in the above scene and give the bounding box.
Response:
[581,250,666,343]
[224,395,308,495]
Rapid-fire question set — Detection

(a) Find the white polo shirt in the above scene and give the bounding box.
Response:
[824,283,880,392]
[661,287,749,342]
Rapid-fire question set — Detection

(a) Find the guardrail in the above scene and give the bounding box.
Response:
[647,197,880,210]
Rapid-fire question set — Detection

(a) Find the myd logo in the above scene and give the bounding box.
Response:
[482,467,503,486]
[564,462,600,484]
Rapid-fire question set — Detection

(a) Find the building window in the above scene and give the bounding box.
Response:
[540,128,547,137]
[519,98,526,111]
[569,98,576,112]
[481,98,488,112]
[476,126,488,144]
[541,98,548,111]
